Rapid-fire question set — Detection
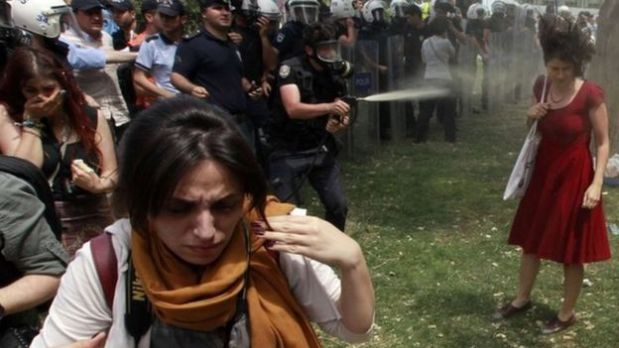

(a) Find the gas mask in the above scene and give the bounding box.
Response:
[313,39,353,78]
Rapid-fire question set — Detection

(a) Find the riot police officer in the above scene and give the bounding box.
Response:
[272,0,320,61]
[268,23,351,231]
[358,0,392,140]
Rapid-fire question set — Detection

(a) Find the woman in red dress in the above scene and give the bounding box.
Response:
[495,17,611,334]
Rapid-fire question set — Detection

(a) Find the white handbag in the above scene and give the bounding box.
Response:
[503,76,547,200]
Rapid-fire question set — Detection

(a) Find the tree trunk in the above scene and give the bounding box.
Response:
[589,0,619,152]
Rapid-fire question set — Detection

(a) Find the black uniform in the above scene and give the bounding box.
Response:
[173,29,253,143]
[389,20,430,137]
[359,21,393,139]
[268,56,348,231]
[272,21,306,61]
[236,24,273,159]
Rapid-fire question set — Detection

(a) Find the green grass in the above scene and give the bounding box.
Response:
[304,102,619,347]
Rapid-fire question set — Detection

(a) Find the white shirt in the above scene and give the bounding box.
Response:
[31,219,373,347]
[60,27,131,126]
[422,36,455,81]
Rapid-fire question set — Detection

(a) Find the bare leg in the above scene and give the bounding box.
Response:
[559,263,584,320]
[512,253,541,307]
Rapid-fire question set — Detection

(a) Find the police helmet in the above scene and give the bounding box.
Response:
[361,0,386,23]
[491,0,506,15]
[390,0,413,19]
[433,0,454,13]
[558,5,571,19]
[466,3,487,20]
[242,0,281,20]
[287,0,319,25]
[5,0,69,38]
[330,0,355,19]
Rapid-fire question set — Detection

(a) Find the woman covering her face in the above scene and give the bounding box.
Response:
[495,16,610,334]
[0,47,118,256]
[31,96,375,347]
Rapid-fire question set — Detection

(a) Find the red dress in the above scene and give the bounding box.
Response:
[508,78,611,264]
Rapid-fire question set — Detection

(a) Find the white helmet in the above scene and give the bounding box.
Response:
[7,0,69,38]
[242,0,281,20]
[558,5,571,19]
[466,3,487,20]
[287,0,319,25]
[330,0,355,19]
[362,0,386,23]
[490,0,506,16]
[390,0,412,18]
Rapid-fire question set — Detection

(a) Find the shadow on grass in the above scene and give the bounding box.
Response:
[410,287,561,347]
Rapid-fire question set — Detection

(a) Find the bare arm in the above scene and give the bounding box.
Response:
[170,72,210,99]
[583,102,609,209]
[448,21,467,45]
[103,50,137,64]
[338,18,358,47]
[133,68,176,99]
[262,216,375,334]
[10,127,44,168]
[0,105,20,155]
[256,17,279,72]
[6,89,69,167]
[337,246,374,333]
[280,84,349,120]
[71,111,118,194]
[0,275,60,315]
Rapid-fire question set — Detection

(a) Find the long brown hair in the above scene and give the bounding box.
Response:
[0,47,99,158]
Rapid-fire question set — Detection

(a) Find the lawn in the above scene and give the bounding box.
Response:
[309,102,619,348]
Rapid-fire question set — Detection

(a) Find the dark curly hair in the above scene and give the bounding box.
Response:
[538,15,595,77]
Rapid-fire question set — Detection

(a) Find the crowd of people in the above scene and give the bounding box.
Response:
[0,0,609,346]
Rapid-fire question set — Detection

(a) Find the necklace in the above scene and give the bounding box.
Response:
[549,85,575,104]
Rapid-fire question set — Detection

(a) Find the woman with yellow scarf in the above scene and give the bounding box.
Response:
[31,96,375,348]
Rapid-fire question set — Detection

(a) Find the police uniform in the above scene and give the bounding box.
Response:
[272,21,306,61]
[135,33,180,95]
[389,20,429,137]
[268,56,348,231]
[174,29,246,113]
[359,21,392,139]
[237,24,273,162]
[173,29,253,143]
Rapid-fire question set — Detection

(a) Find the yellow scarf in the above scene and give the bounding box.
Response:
[131,199,322,347]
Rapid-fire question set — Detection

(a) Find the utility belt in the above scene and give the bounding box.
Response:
[270,144,330,161]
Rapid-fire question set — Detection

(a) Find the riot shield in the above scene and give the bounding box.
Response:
[486,31,507,113]
[385,34,407,141]
[457,22,480,118]
[344,40,380,155]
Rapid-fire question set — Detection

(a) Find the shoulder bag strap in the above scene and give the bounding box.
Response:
[90,232,118,310]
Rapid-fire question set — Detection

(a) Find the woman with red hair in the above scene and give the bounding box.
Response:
[0,47,117,255]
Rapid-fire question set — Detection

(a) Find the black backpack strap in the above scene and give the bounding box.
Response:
[0,156,62,239]
[124,252,152,346]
